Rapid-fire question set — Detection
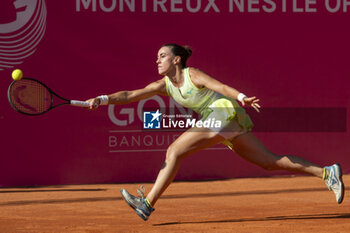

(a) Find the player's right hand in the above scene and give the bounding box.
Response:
[86,98,100,110]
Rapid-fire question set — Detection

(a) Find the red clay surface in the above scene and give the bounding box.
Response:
[0,175,349,233]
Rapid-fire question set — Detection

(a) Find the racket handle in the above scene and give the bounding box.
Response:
[70,100,91,107]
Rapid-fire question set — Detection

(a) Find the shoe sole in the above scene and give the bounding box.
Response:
[136,209,149,221]
[334,164,345,204]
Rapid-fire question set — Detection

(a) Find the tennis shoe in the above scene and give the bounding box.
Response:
[121,186,155,221]
[324,164,344,204]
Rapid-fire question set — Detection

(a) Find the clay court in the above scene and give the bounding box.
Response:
[0,175,349,233]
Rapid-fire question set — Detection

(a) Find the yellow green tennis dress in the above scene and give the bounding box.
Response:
[164,67,253,148]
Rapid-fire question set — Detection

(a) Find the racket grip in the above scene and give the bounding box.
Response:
[70,100,91,107]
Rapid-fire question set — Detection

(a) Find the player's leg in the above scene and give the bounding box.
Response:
[230,132,344,203]
[231,132,323,177]
[121,127,225,220]
[146,127,224,206]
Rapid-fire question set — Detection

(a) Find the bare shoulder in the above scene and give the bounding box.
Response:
[145,78,167,95]
[188,67,210,88]
[188,67,206,76]
[146,78,165,87]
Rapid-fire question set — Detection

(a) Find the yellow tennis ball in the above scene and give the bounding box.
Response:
[12,69,23,81]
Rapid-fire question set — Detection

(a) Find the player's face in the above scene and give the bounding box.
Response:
[156,46,177,76]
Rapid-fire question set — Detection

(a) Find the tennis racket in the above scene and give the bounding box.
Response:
[8,78,91,116]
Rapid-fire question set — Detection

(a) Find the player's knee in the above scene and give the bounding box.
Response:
[260,155,281,171]
[165,145,182,162]
[262,163,277,171]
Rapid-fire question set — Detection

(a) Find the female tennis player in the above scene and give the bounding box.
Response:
[87,44,344,221]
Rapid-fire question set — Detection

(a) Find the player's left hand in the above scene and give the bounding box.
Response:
[242,96,261,112]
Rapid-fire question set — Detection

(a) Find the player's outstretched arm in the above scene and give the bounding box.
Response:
[190,68,261,112]
[87,78,167,109]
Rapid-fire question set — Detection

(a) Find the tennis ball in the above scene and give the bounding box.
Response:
[12,69,23,81]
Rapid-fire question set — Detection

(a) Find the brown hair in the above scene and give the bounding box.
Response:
[163,43,192,68]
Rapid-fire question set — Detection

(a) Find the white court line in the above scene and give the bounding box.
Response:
[109,147,229,153]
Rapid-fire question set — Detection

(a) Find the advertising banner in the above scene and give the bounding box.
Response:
[0,0,349,186]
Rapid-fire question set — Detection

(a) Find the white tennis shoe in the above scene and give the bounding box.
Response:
[324,164,344,204]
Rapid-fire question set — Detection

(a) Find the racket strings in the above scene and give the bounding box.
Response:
[9,79,52,115]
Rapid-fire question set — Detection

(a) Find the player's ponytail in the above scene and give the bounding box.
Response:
[163,43,192,68]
